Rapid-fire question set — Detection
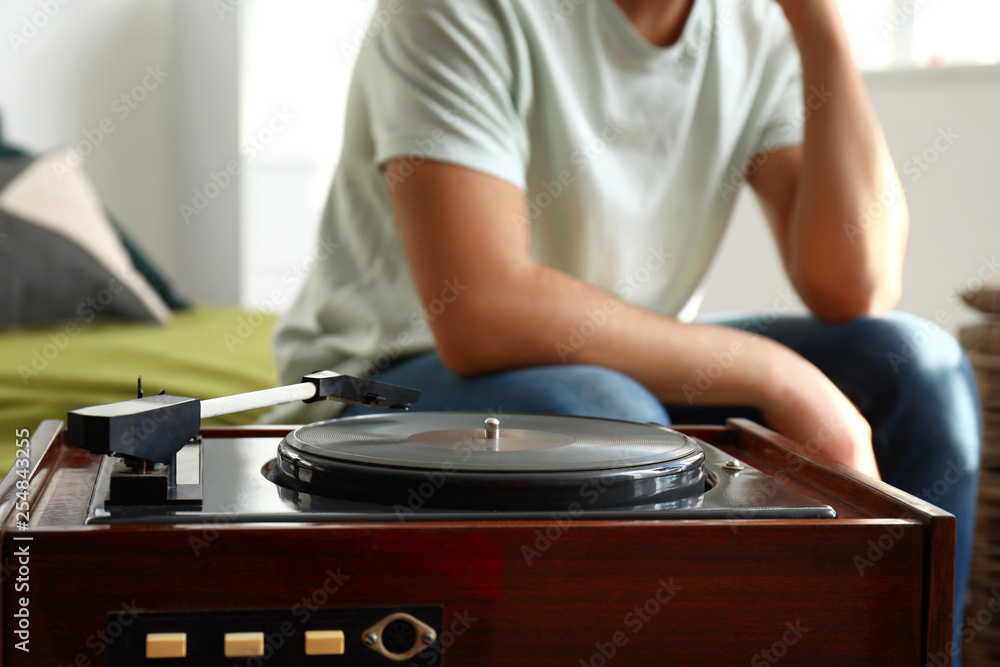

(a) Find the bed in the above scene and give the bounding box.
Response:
[0,137,280,474]
[0,307,278,474]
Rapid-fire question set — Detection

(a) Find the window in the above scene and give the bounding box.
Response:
[837,0,1000,69]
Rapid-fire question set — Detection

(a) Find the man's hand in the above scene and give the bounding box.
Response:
[759,354,880,479]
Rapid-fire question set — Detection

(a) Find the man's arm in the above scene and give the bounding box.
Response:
[752,0,909,322]
[384,158,879,477]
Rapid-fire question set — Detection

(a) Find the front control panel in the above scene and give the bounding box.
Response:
[107,607,442,665]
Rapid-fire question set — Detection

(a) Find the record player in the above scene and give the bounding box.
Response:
[1,372,955,665]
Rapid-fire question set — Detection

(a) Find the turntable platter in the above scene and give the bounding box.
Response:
[274,412,707,510]
[285,412,702,472]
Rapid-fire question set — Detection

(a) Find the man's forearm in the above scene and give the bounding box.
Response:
[440,258,877,474]
[442,258,798,410]
[778,1,909,321]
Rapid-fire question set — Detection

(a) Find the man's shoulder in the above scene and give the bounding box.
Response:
[361,0,526,60]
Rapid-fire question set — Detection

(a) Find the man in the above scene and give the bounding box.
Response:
[268,0,981,656]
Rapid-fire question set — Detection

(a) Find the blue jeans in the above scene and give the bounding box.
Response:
[343,311,982,657]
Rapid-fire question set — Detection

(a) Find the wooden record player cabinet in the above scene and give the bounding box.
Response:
[0,419,954,666]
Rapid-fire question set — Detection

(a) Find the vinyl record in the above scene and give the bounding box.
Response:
[274,412,707,510]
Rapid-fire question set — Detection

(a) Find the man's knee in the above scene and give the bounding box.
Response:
[509,365,668,424]
[846,312,967,380]
[848,313,981,470]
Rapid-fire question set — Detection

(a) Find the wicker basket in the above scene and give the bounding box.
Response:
[960,286,1000,667]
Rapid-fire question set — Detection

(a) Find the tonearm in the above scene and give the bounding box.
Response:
[65,371,420,508]
[67,371,420,464]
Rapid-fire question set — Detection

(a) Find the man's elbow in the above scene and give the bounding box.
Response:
[436,338,493,377]
[803,280,902,323]
[431,310,522,377]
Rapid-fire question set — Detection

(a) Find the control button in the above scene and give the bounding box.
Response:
[305,630,346,655]
[224,632,265,657]
[146,632,187,659]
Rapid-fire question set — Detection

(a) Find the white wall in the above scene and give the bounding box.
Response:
[0,0,177,281]
[172,0,241,305]
[700,65,1000,332]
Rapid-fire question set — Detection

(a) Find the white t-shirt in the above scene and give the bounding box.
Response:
[267,0,804,423]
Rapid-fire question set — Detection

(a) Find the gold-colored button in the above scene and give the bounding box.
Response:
[224,632,265,657]
[146,632,187,659]
[305,630,346,655]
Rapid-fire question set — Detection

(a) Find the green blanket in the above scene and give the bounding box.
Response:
[0,307,279,474]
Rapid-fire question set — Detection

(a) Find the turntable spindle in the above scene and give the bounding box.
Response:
[484,418,500,451]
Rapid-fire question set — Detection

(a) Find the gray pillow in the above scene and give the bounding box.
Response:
[0,149,171,329]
